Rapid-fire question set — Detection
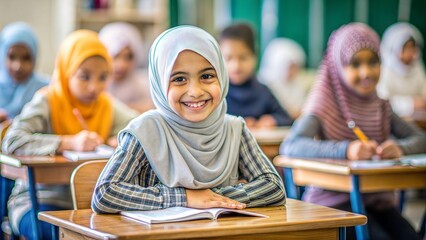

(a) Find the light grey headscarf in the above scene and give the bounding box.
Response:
[120,26,243,189]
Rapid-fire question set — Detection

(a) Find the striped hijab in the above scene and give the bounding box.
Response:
[304,23,391,143]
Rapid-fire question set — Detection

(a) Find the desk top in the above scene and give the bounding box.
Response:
[273,156,426,175]
[38,199,366,240]
[0,154,104,184]
[250,127,290,145]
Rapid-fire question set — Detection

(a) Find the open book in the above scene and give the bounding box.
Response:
[63,144,115,161]
[120,207,268,224]
[349,154,426,169]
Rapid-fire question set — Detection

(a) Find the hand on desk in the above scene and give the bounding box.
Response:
[347,139,402,160]
[58,130,103,152]
[186,189,246,209]
[244,115,277,129]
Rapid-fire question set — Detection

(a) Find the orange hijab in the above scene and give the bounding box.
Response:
[47,30,113,141]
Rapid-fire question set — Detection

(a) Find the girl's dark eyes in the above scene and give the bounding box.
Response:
[173,77,185,82]
[201,74,213,79]
[79,74,90,81]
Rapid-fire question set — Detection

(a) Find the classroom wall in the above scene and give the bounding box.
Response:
[222,0,426,68]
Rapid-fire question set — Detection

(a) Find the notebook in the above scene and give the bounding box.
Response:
[349,154,426,168]
[121,207,268,224]
[63,144,115,161]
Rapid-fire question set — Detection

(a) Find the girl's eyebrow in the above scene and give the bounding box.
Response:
[199,67,215,74]
[170,67,215,78]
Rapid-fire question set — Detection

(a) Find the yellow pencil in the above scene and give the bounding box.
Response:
[73,108,89,130]
[348,121,369,143]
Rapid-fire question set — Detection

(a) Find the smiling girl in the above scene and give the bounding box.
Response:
[92,26,285,213]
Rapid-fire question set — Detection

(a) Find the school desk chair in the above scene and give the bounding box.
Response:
[70,160,108,210]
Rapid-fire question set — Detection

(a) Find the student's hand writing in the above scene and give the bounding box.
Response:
[376,139,403,159]
[413,97,426,111]
[347,140,378,160]
[58,130,103,152]
[186,189,246,209]
[255,115,277,129]
[244,117,256,128]
[107,136,118,148]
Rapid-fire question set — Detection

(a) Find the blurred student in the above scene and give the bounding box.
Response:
[92,25,285,213]
[0,22,48,123]
[2,30,137,240]
[377,22,426,117]
[99,22,154,113]
[259,38,313,119]
[219,23,292,128]
[282,23,424,240]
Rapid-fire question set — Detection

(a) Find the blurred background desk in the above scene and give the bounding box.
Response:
[251,127,290,160]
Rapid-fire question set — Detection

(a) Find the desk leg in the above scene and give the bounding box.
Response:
[51,224,58,240]
[339,227,346,240]
[349,175,369,240]
[27,168,41,240]
[284,168,299,199]
[398,190,405,212]
[1,176,15,240]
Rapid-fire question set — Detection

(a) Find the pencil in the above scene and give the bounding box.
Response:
[73,108,89,130]
[348,120,369,143]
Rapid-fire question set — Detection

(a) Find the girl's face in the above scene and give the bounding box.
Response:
[112,46,135,82]
[69,56,109,104]
[343,49,380,96]
[5,44,35,83]
[220,39,256,85]
[168,50,221,122]
[399,39,417,65]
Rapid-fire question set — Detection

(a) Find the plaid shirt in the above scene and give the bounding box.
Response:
[92,126,286,213]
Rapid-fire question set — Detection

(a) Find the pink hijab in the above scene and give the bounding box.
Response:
[304,23,391,143]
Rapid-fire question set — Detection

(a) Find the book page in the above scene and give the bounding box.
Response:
[121,207,268,224]
[210,208,268,220]
[121,207,213,224]
[63,144,115,161]
[349,160,400,169]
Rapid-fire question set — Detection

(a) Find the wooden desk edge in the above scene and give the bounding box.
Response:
[273,156,350,175]
[0,154,21,167]
[38,212,116,239]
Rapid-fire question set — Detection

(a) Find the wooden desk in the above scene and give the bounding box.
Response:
[0,154,104,240]
[273,156,426,240]
[251,127,290,160]
[38,199,366,240]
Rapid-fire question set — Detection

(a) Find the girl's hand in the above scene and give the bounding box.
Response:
[107,136,118,148]
[186,189,246,209]
[376,139,403,159]
[244,117,256,128]
[58,130,103,152]
[0,109,8,123]
[347,140,378,160]
[255,115,277,129]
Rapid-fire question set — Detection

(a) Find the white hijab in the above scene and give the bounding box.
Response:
[381,22,424,76]
[258,38,308,117]
[120,26,243,189]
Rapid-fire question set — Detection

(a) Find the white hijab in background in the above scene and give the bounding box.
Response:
[99,22,153,113]
[120,26,243,189]
[258,38,313,118]
[377,22,426,116]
